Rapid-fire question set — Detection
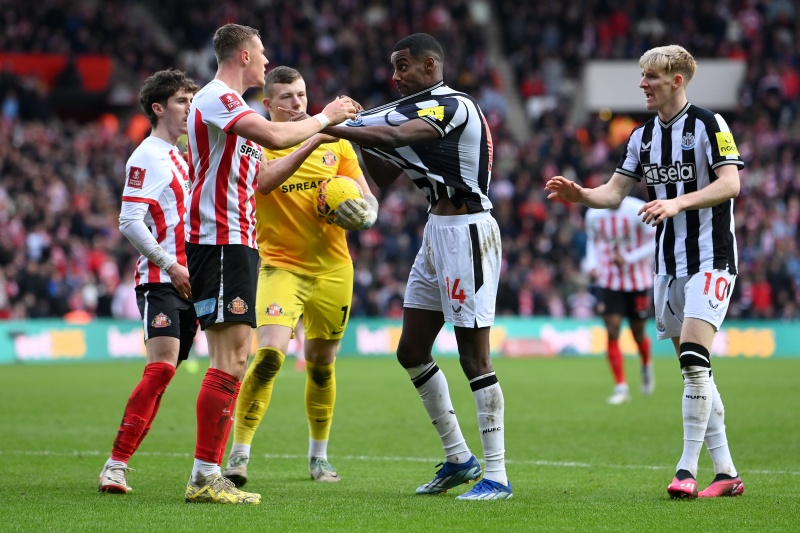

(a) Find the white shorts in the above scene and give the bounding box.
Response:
[653,270,737,340]
[404,211,501,328]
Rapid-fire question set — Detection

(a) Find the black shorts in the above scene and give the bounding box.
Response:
[135,283,198,361]
[186,243,259,330]
[595,288,650,320]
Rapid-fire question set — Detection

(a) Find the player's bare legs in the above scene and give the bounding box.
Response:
[397,309,479,494]
[186,323,260,504]
[100,336,180,493]
[668,318,741,498]
[453,324,511,499]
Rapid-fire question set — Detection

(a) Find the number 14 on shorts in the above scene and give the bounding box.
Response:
[446,277,467,304]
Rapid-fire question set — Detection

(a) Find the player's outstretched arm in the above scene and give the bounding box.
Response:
[232,97,356,150]
[325,118,439,149]
[256,135,326,195]
[545,173,634,209]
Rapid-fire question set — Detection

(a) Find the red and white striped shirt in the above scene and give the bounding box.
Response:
[122,136,190,286]
[186,79,260,247]
[583,196,656,292]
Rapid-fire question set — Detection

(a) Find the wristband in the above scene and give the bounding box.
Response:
[313,113,330,129]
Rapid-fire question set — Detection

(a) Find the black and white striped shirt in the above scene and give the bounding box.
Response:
[616,103,743,277]
[344,81,493,213]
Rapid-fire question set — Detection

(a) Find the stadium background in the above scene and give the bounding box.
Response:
[1,0,799,361]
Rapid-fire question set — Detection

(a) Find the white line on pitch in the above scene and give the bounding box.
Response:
[1,449,797,476]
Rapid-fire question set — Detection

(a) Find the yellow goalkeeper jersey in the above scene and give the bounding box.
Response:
[255,139,361,275]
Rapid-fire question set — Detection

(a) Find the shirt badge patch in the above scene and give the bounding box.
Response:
[267,302,283,317]
[322,152,337,166]
[219,92,244,112]
[715,132,740,157]
[151,312,172,328]
[417,105,444,121]
[127,166,146,189]
[681,132,695,150]
[227,297,248,315]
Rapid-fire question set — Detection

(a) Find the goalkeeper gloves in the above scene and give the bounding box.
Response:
[334,198,377,231]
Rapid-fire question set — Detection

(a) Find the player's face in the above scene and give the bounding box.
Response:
[244,36,269,88]
[639,67,676,112]
[263,78,308,122]
[390,49,429,96]
[163,89,194,139]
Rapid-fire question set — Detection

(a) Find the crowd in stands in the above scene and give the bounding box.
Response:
[1,0,798,321]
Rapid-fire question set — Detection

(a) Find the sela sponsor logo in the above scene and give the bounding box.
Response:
[322,151,337,166]
[267,302,283,317]
[681,132,696,150]
[641,141,652,152]
[219,92,244,112]
[127,166,146,189]
[642,162,696,185]
[482,426,502,435]
[227,297,248,315]
[239,144,263,161]
[194,298,216,317]
[715,131,740,157]
[151,312,172,328]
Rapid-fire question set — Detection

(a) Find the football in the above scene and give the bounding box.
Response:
[315,176,363,224]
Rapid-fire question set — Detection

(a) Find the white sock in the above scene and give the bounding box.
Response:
[677,365,712,478]
[230,443,251,459]
[192,458,220,481]
[471,374,507,485]
[705,374,737,477]
[104,458,127,469]
[406,362,471,464]
[309,438,328,461]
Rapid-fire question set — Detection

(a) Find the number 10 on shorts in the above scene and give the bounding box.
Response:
[703,272,730,301]
[446,277,467,304]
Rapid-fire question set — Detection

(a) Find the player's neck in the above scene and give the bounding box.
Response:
[657,94,689,123]
[150,126,178,147]
[215,67,247,95]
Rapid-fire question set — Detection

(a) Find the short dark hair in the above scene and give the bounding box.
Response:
[138,69,198,127]
[393,33,444,62]
[264,66,303,96]
[213,23,260,63]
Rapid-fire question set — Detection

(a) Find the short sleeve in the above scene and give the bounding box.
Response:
[199,83,256,133]
[416,97,464,138]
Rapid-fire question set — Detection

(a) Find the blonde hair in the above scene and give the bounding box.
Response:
[639,45,697,84]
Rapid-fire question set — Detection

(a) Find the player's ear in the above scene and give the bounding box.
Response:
[262,97,273,113]
[152,102,164,118]
[673,74,683,90]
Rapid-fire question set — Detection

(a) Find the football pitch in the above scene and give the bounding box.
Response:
[1,355,798,532]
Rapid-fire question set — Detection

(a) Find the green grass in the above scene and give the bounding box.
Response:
[1,356,798,532]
